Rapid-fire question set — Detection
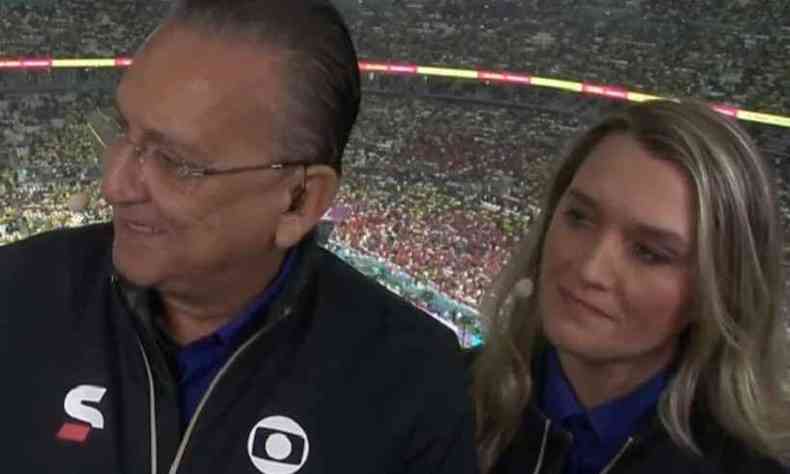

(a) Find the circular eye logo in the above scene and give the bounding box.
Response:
[247,416,310,474]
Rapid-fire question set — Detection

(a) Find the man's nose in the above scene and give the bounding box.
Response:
[99,141,149,206]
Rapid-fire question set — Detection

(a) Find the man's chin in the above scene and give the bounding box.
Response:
[111,247,162,288]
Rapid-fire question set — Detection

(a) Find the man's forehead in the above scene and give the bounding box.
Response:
[128,22,284,95]
[118,23,285,135]
[110,25,291,166]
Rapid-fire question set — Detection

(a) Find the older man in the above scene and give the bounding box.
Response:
[2,1,477,473]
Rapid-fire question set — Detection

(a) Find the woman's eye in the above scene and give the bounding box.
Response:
[563,207,588,226]
[634,243,672,265]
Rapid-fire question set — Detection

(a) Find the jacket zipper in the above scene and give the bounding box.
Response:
[114,274,160,474]
[119,265,296,474]
[599,437,635,474]
[167,313,290,474]
[137,338,159,474]
[532,419,552,474]
[529,420,633,474]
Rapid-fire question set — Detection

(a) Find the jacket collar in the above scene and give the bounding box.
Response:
[115,232,321,332]
[110,231,323,389]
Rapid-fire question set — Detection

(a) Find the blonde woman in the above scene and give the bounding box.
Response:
[470,99,790,474]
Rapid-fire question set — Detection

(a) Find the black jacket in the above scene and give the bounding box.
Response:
[493,402,787,474]
[466,350,787,474]
[2,223,479,474]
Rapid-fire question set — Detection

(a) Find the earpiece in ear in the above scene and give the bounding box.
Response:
[287,185,306,213]
[499,278,534,318]
[512,278,534,299]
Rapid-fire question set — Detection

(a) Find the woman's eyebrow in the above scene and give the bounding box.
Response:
[566,188,598,209]
[632,223,690,253]
[568,188,690,252]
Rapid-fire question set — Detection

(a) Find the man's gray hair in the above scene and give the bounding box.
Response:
[167,0,361,174]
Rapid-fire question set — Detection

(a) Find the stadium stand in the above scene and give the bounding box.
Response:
[1,0,789,335]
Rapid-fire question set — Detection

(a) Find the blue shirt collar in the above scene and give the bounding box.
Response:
[173,247,299,429]
[211,248,299,346]
[541,347,669,442]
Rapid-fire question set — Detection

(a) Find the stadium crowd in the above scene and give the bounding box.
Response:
[345,0,790,115]
[0,93,108,243]
[1,0,789,313]
[332,94,574,304]
[4,90,788,311]
[1,0,788,114]
[0,0,168,57]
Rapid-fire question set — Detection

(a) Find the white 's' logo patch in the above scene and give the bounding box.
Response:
[57,385,107,443]
[64,385,107,429]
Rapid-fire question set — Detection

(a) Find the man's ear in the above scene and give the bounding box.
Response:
[274,164,339,249]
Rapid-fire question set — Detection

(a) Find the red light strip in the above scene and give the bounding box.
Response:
[0,57,787,128]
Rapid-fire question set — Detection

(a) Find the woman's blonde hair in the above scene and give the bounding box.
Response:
[472,99,790,472]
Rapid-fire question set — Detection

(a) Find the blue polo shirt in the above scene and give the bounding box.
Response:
[174,249,298,428]
[540,348,669,474]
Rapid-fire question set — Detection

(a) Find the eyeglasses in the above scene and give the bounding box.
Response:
[97,108,312,182]
[110,137,312,180]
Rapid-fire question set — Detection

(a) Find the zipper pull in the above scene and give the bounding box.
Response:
[599,436,635,474]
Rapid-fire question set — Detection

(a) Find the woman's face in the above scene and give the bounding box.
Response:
[539,133,694,372]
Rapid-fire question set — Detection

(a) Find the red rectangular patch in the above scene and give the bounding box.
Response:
[57,423,91,443]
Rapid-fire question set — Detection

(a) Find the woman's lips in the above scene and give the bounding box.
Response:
[559,286,615,321]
